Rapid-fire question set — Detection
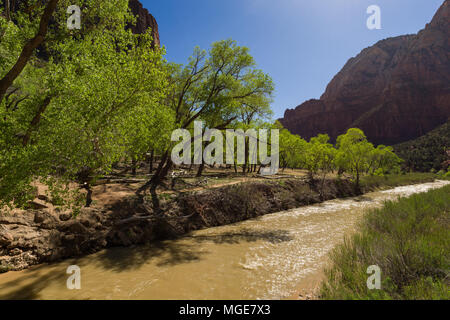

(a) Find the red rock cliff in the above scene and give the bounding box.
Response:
[279,0,450,145]
[128,0,160,47]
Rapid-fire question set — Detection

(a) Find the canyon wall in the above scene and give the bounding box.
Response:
[280,1,450,145]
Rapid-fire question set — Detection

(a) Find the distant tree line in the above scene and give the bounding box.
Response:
[279,125,402,192]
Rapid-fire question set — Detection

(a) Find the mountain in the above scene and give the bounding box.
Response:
[279,0,450,145]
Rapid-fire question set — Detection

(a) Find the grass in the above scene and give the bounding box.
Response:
[320,184,450,300]
[360,173,437,192]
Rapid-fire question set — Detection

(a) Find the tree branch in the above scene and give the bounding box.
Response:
[0,0,60,103]
[22,95,52,146]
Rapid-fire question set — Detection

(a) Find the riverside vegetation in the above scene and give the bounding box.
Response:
[320,182,450,300]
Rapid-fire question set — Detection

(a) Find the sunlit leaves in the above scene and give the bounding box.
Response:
[0,1,172,207]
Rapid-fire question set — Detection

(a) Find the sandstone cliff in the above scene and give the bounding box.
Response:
[280,0,450,145]
[128,0,160,47]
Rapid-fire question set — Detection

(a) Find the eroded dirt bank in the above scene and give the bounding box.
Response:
[0,178,360,272]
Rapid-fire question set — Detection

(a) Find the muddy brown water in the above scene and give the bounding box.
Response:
[0,181,448,300]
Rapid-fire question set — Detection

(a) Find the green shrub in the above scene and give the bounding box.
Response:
[360,173,436,192]
[373,168,384,177]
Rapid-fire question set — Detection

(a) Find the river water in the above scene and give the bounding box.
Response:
[0,180,448,300]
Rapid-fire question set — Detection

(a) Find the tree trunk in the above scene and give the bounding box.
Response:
[5,0,11,21]
[242,139,249,174]
[0,0,60,103]
[131,159,137,176]
[196,162,205,177]
[85,184,93,207]
[22,96,52,146]
[137,151,169,194]
[356,170,360,191]
[149,150,154,173]
[159,158,173,183]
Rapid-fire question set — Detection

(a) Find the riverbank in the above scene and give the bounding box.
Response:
[0,173,441,273]
[0,179,448,299]
[319,183,450,300]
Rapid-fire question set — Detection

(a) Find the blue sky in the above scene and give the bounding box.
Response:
[141,0,444,119]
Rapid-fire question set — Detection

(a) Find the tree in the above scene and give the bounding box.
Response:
[0,0,170,208]
[0,0,60,103]
[139,39,274,192]
[368,145,402,175]
[335,128,375,189]
[278,123,308,171]
[311,135,336,196]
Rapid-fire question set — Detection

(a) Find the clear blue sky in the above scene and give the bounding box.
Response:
[141,0,444,119]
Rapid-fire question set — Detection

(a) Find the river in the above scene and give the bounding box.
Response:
[0,180,448,300]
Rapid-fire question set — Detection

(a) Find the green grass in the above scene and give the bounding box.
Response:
[360,173,437,192]
[320,184,450,300]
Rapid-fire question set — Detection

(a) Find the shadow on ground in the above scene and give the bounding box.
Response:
[94,229,293,272]
[0,266,67,300]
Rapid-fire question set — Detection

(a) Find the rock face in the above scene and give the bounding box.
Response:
[280,0,450,145]
[128,0,160,47]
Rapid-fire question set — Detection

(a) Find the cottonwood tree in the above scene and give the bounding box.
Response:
[368,145,402,175]
[0,0,170,208]
[335,128,375,189]
[278,123,308,171]
[307,134,336,198]
[0,0,60,103]
[139,39,274,192]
